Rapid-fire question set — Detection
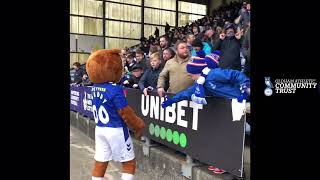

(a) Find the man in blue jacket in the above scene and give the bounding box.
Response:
[161,53,250,107]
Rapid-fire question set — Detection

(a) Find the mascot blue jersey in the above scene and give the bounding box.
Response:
[91,82,128,128]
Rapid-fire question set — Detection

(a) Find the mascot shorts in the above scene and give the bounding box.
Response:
[94,126,135,162]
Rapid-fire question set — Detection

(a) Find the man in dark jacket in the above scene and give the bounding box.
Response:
[210,27,221,48]
[72,62,86,84]
[159,35,169,62]
[162,47,175,67]
[213,23,242,71]
[239,3,250,29]
[135,49,149,70]
[165,22,170,34]
[154,27,160,38]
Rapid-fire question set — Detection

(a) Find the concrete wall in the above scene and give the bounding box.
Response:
[70,111,250,180]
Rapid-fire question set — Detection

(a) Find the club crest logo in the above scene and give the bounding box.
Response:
[264,77,273,96]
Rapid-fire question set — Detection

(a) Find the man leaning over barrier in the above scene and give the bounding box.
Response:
[161,50,250,108]
[161,50,250,174]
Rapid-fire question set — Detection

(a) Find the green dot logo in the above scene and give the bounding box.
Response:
[179,133,187,148]
[166,129,173,142]
[154,125,160,137]
[173,131,180,145]
[160,127,166,140]
[149,123,187,148]
[149,123,155,136]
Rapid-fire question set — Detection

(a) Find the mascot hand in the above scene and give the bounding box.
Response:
[237,91,248,103]
[132,117,145,138]
[194,83,205,98]
[191,94,207,105]
[237,84,250,103]
[118,106,145,138]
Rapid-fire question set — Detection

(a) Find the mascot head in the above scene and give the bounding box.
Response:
[86,49,123,84]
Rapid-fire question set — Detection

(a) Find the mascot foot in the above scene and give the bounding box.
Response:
[92,177,104,180]
[121,173,134,180]
[121,159,136,180]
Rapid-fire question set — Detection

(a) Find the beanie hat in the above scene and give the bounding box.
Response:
[204,50,220,69]
[187,50,207,74]
[213,50,221,56]
[131,64,143,71]
[224,23,236,31]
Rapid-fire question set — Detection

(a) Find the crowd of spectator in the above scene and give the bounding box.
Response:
[126,0,250,74]
[71,0,251,96]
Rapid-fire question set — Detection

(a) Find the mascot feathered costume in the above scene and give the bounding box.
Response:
[86,49,145,180]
